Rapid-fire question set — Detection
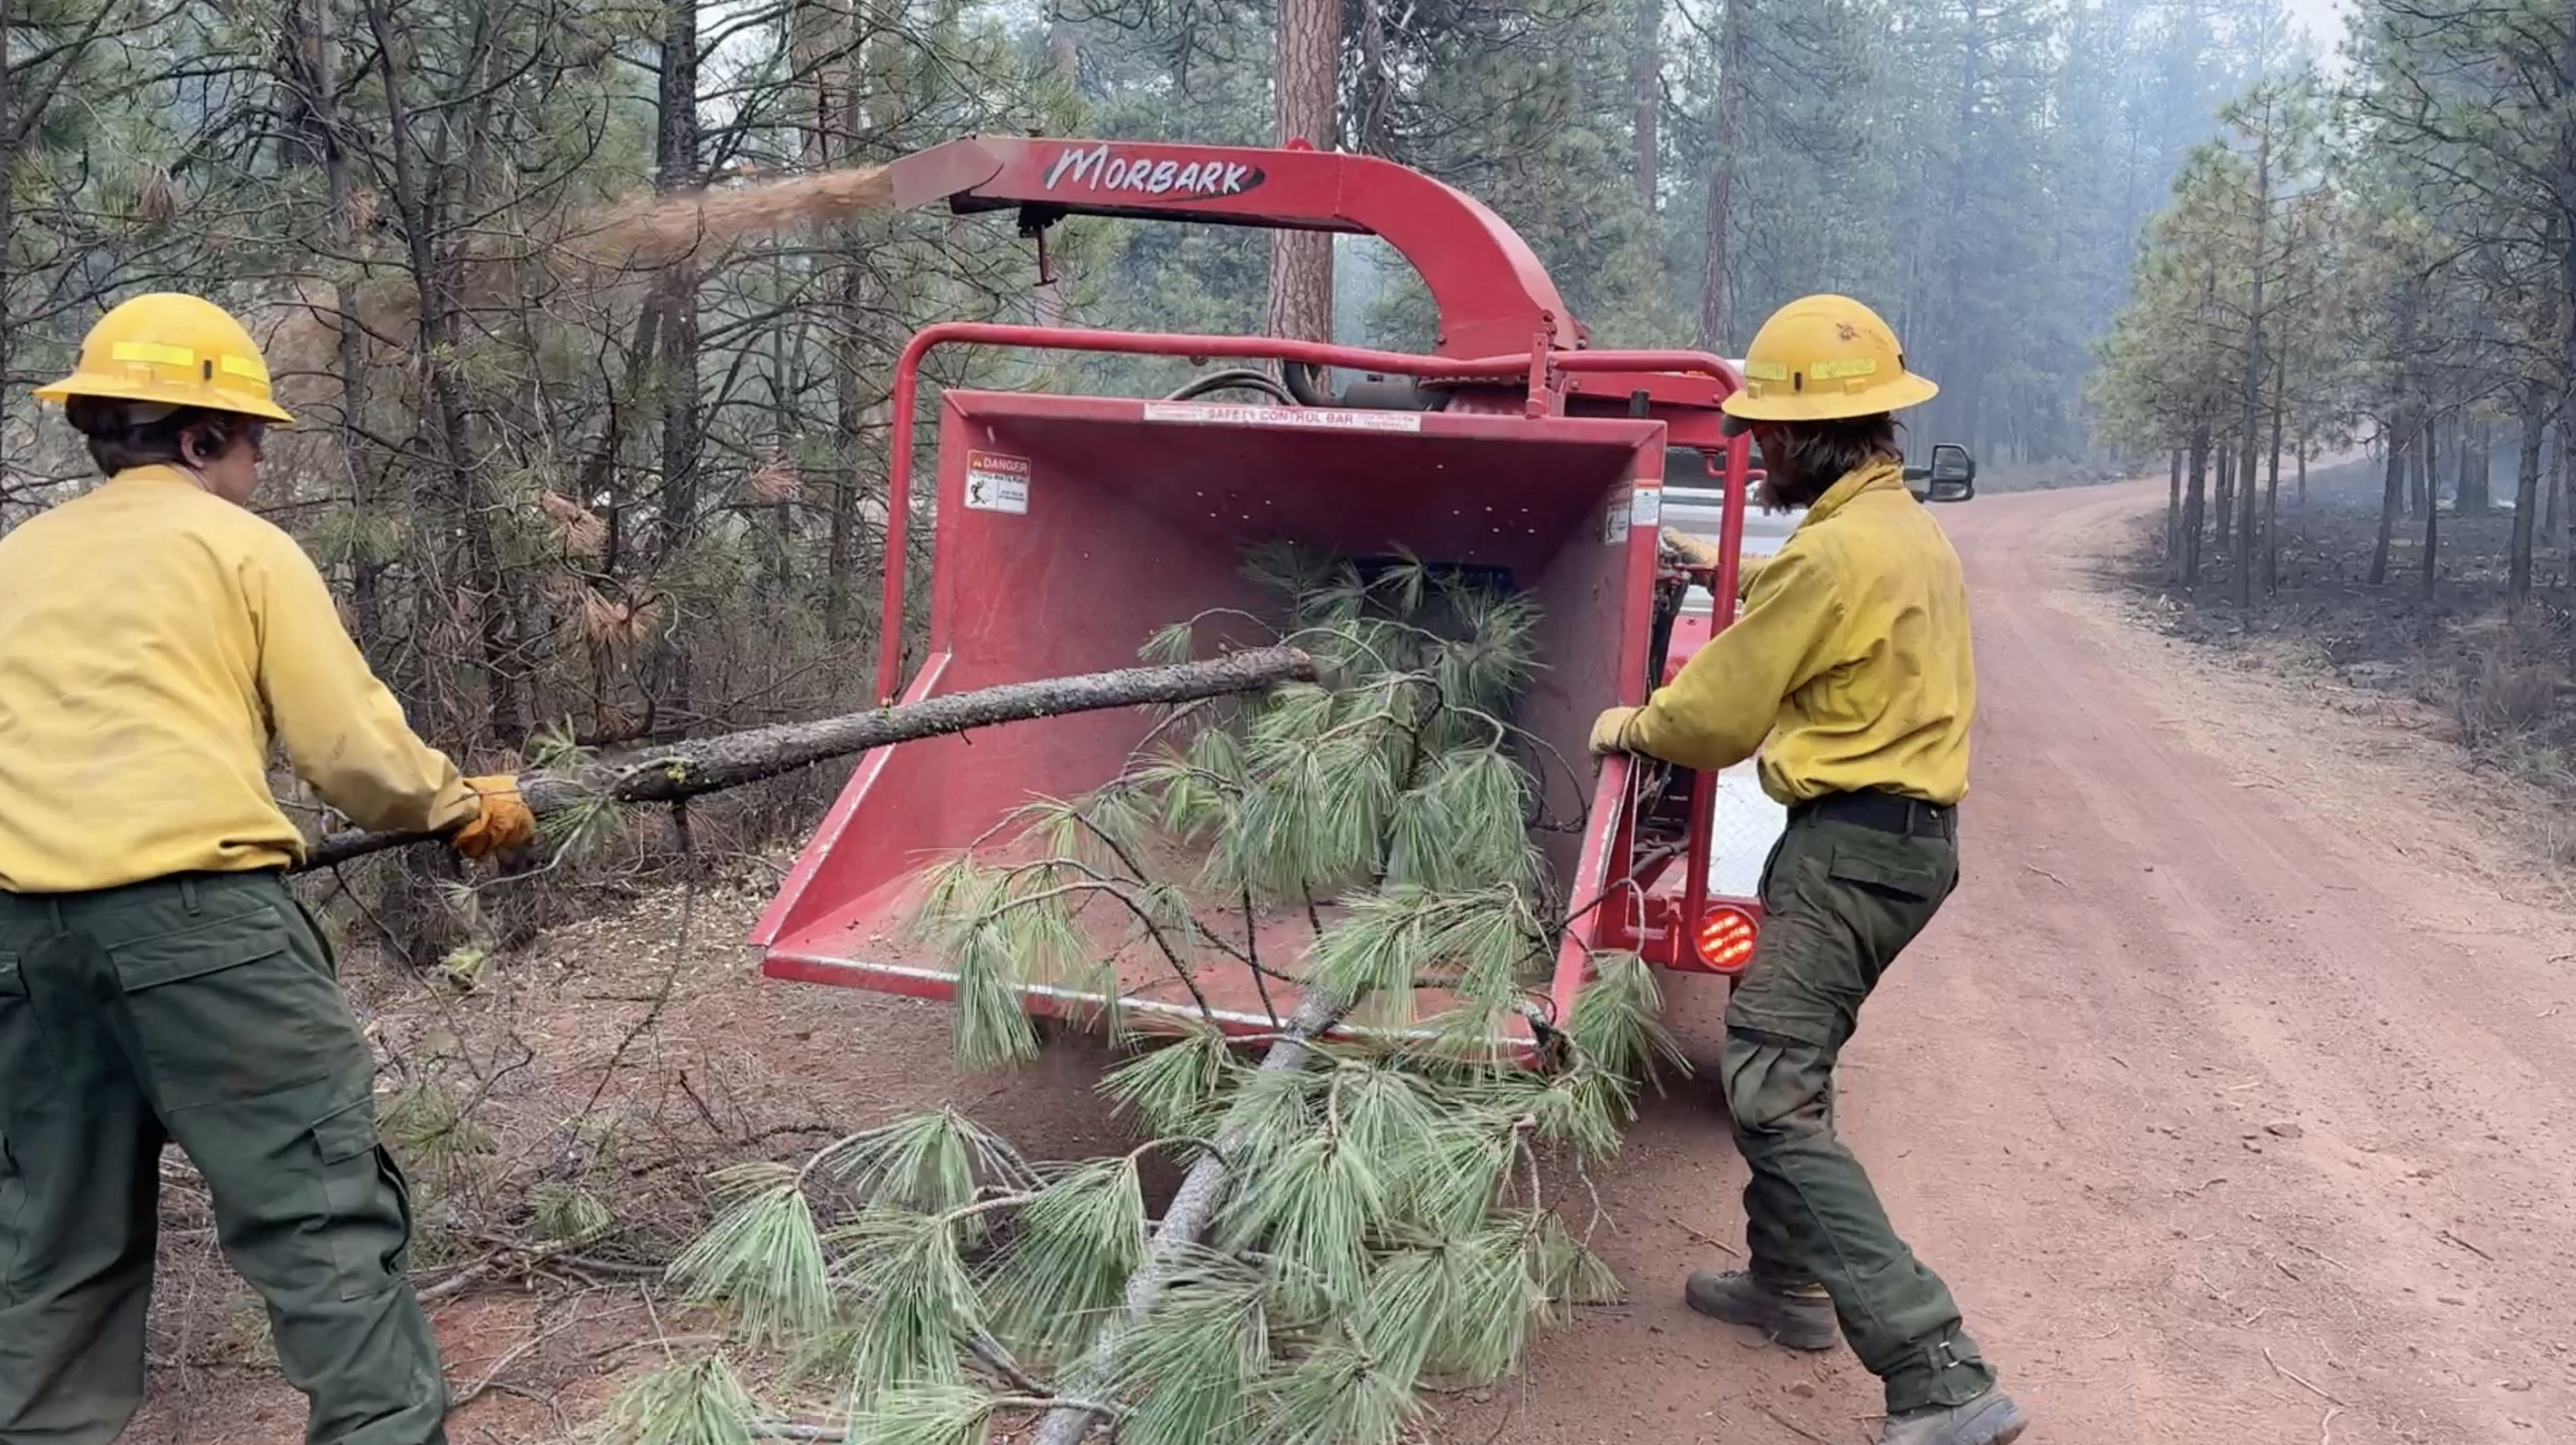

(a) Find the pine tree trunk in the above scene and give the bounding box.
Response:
[366,0,526,747]
[1266,0,1339,343]
[2565,425,2576,590]
[2295,437,2308,542]
[2421,455,2441,597]
[1048,2,1079,84]
[2166,447,2184,582]
[2214,445,2234,557]
[1629,0,1661,212]
[816,16,873,649]
[2263,374,2284,597]
[2464,418,2493,516]
[652,0,704,726]
[2546,419,2564,545]
[2411,416,2432,516]
[307,0,387,671]
[2185,422,2209,586]
[2233,113,2270,611]
[826,258,873,646]
[2515,385,2546,598]
[2371,421,2405,587]
[1696,0,1751,350]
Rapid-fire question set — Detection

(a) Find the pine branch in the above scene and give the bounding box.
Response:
[295,648,1315,869]
[1028,987,1349,1445]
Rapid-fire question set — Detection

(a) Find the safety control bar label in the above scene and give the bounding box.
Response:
[1141,402,1426,433]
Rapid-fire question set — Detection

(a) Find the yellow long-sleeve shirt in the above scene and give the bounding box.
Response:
[1631,462,1976,806]
[0,466,478,893]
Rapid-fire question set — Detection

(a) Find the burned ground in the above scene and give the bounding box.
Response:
[2129,457,2576,863]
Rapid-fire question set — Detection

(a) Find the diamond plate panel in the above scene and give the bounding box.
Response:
[1706,758,1785,900]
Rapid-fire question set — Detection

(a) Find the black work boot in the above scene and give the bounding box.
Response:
[1878,1387,2028,1445]
[1682,1270,1839,1351]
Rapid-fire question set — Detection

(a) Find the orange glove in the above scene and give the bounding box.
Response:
[451,775,537,860]
[1589,706,1646,756]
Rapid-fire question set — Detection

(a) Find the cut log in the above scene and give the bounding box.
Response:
[293,647,1313,871]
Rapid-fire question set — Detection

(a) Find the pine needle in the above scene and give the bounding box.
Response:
[835,1207,985,1398]
[594,1354,761,1445]
[668,1169,835,1351]
[1565,949,1687,1095]
[1102,1025,1238,1136]
[1216,1125,1387,1313]
[984,1157,1150,1362]
[813,1111,1032,1214]
[1110,1257,1270,1445]
[843,1382,994,1445]
[1249,1340,1419,1445]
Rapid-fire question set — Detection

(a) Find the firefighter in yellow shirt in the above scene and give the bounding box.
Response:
[1592,295,2025,1445]
[0,294,535,1444]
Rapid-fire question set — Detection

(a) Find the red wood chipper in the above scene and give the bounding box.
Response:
[751,136,1772,1049]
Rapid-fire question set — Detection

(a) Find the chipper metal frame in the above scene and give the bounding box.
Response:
[751,136,1771,1045]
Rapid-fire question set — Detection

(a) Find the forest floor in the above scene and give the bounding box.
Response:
[128,476,2576,1444]
[2139,458,2576,862]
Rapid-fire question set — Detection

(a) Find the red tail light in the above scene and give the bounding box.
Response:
[1696,904,1760,974]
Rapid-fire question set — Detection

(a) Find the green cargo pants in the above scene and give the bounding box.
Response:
[0,871,448,1444]
[1721,808,1995,1415]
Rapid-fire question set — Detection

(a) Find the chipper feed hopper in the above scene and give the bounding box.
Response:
[751,136,1773,1047]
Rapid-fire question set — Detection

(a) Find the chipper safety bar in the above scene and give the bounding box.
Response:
[751,136,1768,1046]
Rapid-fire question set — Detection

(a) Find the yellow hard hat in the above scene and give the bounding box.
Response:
[1719,293,1935,434]
[35,292,293,424]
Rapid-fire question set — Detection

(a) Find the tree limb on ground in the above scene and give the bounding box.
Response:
[293,647,1315,872]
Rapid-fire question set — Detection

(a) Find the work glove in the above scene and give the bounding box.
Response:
[1589,706,1646,756]
[451,774,538,860]
[1661,527,1722,570]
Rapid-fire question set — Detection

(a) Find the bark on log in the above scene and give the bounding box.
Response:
[292,648,1314,872]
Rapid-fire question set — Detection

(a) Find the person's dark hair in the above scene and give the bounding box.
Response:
[1759,412,1902,508]
[63,396,264,477]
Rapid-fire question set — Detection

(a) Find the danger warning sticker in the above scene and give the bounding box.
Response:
[1606,487,1662,545]
[1140,402,1426,433]
[964,450,1030,513]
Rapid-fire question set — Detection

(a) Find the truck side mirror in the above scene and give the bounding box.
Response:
[1925,442,1976,502]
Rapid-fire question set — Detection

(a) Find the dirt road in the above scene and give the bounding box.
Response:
[1440,480,2576,1444]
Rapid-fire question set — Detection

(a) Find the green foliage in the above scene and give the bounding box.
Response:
[813,1109,1034,1215]
[838,1205,987,1396]
[592,1355,761,1445]
[1109,1255,1271,1445]
[382,1079,496,1178]
[532,1179,616,1248]
[668,1167,835,1353]
[984,1157,1150,1360]
[845,1384,999,1445]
